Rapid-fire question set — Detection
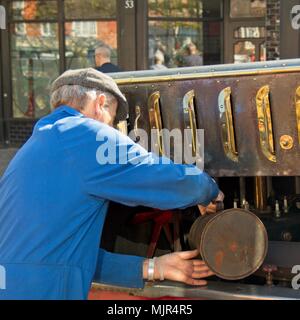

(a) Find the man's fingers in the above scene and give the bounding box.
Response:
[177,250,199,260]
[198,205,207,216]
[193,265,211,273]
[198,203,217,216]
[206,204,217,213]
[185,278,208,286]
[192,260,207,267]
[192,270,215,279]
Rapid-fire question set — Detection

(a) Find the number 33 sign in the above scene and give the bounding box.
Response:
[125,0,135,9]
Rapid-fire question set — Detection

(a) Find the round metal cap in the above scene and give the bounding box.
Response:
[199,209,268,281]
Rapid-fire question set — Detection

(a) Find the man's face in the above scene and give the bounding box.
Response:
[101,101,118,127]
[81,93,118,127]
[95,94,118,127]
[95,54,102,67]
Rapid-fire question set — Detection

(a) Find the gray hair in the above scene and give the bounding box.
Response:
[50,85,117,111]
[95,44,111,59]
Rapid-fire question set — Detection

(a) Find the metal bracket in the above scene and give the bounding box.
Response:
[295,86,300,146]
[218,87,238,162]
[256,85,276,163]
[148,91,164,156]
[183,90,199,158]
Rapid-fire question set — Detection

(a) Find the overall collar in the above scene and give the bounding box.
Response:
[53,105,84,117]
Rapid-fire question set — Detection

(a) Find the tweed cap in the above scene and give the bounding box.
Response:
[51,68,128,122]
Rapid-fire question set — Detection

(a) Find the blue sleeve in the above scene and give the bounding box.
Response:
[79,120,220,209]
[93,249,145,289]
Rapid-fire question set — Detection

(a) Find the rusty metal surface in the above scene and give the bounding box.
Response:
[188,209,268,280]
[112,59,300,177]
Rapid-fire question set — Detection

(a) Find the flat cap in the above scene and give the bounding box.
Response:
[51,68,128,122]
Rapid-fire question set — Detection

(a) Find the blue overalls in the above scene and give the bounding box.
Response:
[0,106,219,300]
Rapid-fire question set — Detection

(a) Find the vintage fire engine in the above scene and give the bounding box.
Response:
[91,59,300,300]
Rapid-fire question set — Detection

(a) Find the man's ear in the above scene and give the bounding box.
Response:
[98,94,106,108]
[94,94,106,118]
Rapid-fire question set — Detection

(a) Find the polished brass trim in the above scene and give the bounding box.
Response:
[254,177,268,212]
[280,135,294,150]
[256,85,277,163]
[114,67,300,86]
[183,90,198,157]
[134,105,141,137]
[218,87,238,162]
[295,86,300,145]
[148,91,164,156]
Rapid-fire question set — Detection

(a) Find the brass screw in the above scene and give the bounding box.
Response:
[280,135,294,150]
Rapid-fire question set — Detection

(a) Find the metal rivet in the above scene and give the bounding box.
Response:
[280,135,294,150]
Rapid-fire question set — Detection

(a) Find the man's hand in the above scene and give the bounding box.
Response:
[143,250,214,286]
[198,203,218,216]
[198,191,225,216]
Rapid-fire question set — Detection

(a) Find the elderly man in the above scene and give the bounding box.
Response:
[0,68,222,300]
[95,44,121,73]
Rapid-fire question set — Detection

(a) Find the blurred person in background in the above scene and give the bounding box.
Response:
[183,43,203,67]
[95,43,122,73]
[150,50,168,70]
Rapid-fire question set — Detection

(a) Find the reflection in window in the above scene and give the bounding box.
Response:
[260,43,266,61]
[65,21,118,70]
[15,23,26,35]
[11,1,58,20]
[234,27,266,38]
[148,0,221,18]
[73,22,97,37]
[64,0,116,19]
[149,21,203,68]
[149,20,221,68]
[234,41,256,64]
[11,23,59,118]
[230,0,266,18]
[41,23,56,37]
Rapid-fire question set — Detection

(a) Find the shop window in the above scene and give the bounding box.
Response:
[11,0,58,21]
[41,22,55,37]
[148,0,221,18]
[72,21,97,37]
[6,0,118,121]
[65,21,118,70]
[148,0,222,69]
[260,42,267,61]
[230,0,266,18]
[10,22,59,119]
[15,22,26,35]
[234,26,266,38]
[64,0,116,19]
[234,41,256,63]
[149,21,204,68]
